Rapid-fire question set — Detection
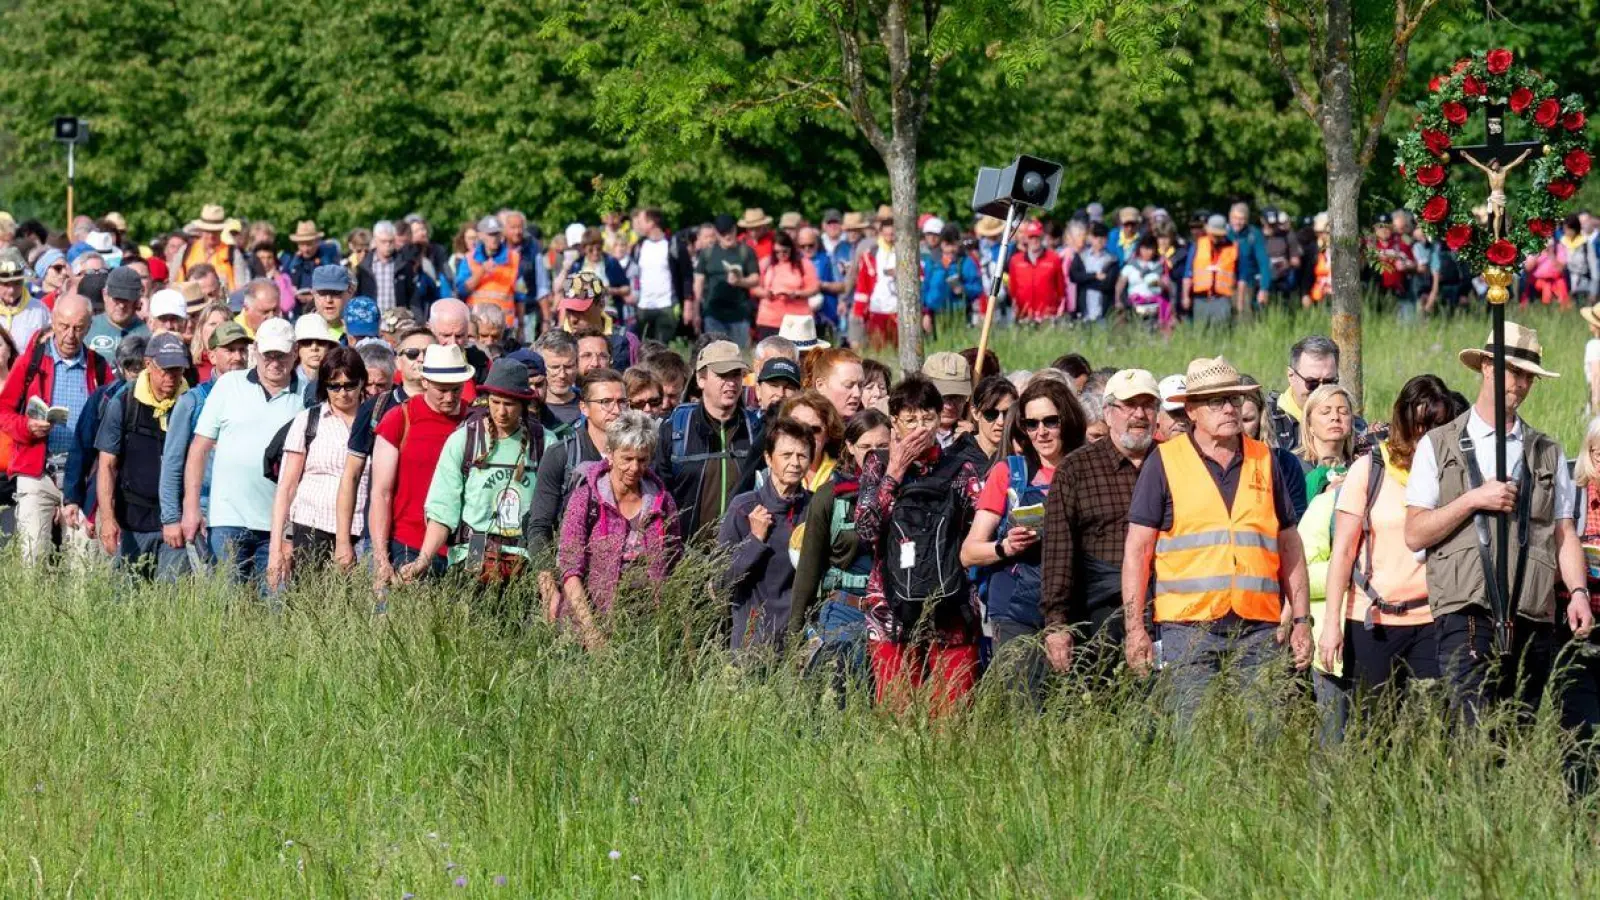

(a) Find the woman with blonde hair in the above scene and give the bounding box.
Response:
[190,303,232,383]
[1297,382,1356,499]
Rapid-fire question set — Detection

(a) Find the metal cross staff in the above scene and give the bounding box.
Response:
[1447,101,1545,653]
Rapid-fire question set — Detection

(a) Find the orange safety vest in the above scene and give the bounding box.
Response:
[467,248,522,321]
[1153,436,1282,624]
[1310,250,1331,303]
[182,240,236,291]
[1191,237,1238,297]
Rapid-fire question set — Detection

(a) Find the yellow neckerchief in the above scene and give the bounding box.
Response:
[805,455,838,492]
[1277,388,1304,424]
[134,368,189,431]
[1377,440,1409,489]
[1563,232,1588,251]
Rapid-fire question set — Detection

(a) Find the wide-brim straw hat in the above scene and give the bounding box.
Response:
[974,216,1005,239]
[738,208,773,229]
[840,212,868,232]
[195,204,228,232]
[1169,356,1254,402]
[290,220,324,242]
[1458,322,1559,379]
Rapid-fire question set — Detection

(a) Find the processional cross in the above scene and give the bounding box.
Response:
[1447,101,1547,654]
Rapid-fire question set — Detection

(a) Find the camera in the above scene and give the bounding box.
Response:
[970,154,1063,219]
[53,116,90,145]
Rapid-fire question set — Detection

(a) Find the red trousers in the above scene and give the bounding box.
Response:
[870,640,979,717]
[866,312,898,350]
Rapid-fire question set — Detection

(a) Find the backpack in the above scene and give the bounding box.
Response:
[667,403,760,474]
[457,406,546,479]
[263,406,320,481]
[880,451,971,628]
[982,456,1050,627]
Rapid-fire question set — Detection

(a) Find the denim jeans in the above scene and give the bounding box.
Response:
[803,598,872,706]
[1159,619,1281,732]
[389,540,447,576]
[209,526,272,584]
[116,529,188,582]
[991,619,1049,710]
[702,316,751,350]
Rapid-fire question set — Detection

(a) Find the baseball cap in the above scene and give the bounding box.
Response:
[209,321,251,350]
[477,215,504,236]
[106,266,144,302]
[1205,214,1228,235]
[294,313,336,345]
[505,348,546,377]
[150,288,188,320]
[695,340,747,375]
[344,296,380,337]
[311,264,350,292]
[922,351,972,398]
[757,357,802,386]
[821,208,843,224]
[146,333,191,369]
[1105,368,1160,403]
[560,271,605,313]
[1158,374,1187,412]
[1086,202,1106,222]
[921,216,945,236]
[713,214,737,236]
[0,257,26,283]
[1019,220,1044,238]
[564,222,586,246]
[256,318,296,355]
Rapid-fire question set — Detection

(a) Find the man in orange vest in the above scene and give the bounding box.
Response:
[1181,215,1239,327]
[1122,356,1312,728]
[458,215,524,331]
[180,204,239,291]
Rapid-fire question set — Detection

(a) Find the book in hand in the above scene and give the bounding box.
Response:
[1008,503,1047,534]
[26,396,69,425]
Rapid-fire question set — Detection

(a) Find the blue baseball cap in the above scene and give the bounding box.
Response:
[344,296,379,337]
[506,348,545,377]
[146,333,192,370]
[311,264,350,292]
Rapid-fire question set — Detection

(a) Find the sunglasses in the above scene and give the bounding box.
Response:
[1293,370,1338,392]
[797,243,817,251]
[978,407,1010,423]
[633,394,663,408]
[1202,395,1245,410]
[325,381,361,393]
[1022,415,1061,432]
[398,348,426,360]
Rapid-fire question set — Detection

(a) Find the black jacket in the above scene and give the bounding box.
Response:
[653,403,758,542]
[356,251,433,318]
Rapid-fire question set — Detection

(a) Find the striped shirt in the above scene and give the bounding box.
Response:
[372,255,397,312]
[286,403,367,536]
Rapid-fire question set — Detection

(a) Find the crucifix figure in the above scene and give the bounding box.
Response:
[1459,147,1534,240]
[1447,101,1545,242]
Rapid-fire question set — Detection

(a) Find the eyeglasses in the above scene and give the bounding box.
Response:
[325,381,361,393]
[978,407,1010,423]
[1107,399,1157,416]
[797,243,817,251]
[895,412,940,430]
[585,396,629,410]
[1293,370,1339,392]
[1202,395,1245,410]
[633,394,663,409]
[398,348,426,360]
[1022,415,1061,432]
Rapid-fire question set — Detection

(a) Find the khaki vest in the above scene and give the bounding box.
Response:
[1422,412,1561,621]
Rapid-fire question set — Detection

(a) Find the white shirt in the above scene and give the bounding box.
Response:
[868,245,898,315]
[1585,338,1600,367]
[636,237,674,310]
[1406,407,1574,520]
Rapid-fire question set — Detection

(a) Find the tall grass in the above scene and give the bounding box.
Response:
[925,302,1593,451]
[1,549,1597,896]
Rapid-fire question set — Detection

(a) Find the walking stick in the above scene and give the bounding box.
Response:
[973,205,1019,383]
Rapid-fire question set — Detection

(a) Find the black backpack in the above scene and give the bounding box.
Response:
[880,452,970,628]
[263,407,320,481]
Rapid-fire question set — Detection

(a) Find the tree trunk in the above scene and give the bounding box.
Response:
[886,144,923,376]
[1320,0,1364,412]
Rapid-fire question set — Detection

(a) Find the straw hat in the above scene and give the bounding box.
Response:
[840,212,868,232]
[1458,322,1559,379]
[290,220,324,243]
[1169,356,1254,402]
[874,204,894,224]
[421,344,476,384]
[973,216,1005,239]
[194,204,228,232]
[738,208,773,229]
[1581,304,1600,330]
[777,314,829,352]
[778,211,804,230]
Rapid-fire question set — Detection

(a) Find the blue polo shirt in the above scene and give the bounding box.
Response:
[193,368,306,531]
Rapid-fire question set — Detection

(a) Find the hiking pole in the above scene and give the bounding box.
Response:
[973,203,1017,383]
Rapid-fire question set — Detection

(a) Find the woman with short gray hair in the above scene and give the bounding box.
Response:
[556,410,680,648]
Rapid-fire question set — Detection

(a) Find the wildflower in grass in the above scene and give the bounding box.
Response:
[609,850,621,861]
[494,875,508,887]
[454,875,468,888]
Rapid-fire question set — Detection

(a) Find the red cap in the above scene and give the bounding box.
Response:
[145,257,169,281]
[916,213,934,230]
[1020,220,1044,238]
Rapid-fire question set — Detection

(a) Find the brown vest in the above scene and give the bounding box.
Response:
[1423,411,1561,622]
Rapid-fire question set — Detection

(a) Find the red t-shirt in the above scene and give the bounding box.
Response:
[375,396,466,551]
[975,459,1055,516]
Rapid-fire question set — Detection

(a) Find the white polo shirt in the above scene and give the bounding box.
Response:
[1406,407,1574,520]
[194,368,307,530]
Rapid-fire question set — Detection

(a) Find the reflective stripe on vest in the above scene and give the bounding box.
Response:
[1191,238,1238,296]
[469,248,521,318]
[1153,436,1281,623]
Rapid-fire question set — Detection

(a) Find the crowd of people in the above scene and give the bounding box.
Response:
[1,203,1599,784]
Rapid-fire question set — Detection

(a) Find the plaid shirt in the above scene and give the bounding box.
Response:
[854,446,982,644]
[1039,437,1145,628]
[372,254,397,312]
[46,342,91,458]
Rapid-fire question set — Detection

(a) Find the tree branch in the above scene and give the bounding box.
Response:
[827,0,890,156]
[1266,0,1318,121]
[723,77,837,114]
[1357,0,1441,167]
